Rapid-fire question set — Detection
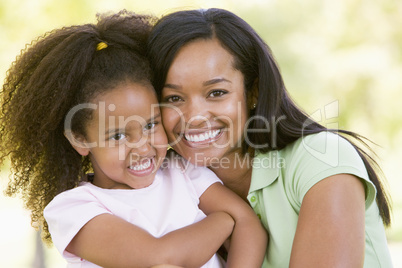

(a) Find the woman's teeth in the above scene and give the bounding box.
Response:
[129,159,151,171]
[184,130,220,142]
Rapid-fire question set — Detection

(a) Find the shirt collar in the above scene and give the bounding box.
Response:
[248,150,280,193]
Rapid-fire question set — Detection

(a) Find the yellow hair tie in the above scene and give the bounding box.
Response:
[96,42,108,51]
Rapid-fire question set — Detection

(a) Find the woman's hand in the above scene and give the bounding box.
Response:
[199,182,268,268]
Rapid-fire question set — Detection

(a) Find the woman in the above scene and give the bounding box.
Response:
[147,8,393,267]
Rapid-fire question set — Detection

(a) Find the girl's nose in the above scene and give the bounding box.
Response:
[129,135,152,156]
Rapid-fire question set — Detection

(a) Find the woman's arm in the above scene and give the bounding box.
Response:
[290,174,366,267]
[66,211,234,268]
[199,182,268,268]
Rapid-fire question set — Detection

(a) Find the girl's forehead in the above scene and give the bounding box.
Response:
[89,83,159,118]
[92,82,154,101]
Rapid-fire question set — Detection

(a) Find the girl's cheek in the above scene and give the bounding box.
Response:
[153,130,169,148]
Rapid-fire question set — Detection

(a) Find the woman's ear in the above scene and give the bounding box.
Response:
[248,78,259,110]
[64,130,90,156]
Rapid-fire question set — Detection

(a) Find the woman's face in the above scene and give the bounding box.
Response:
[161,38,249,167]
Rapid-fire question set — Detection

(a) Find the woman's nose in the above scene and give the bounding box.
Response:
[182,99,211,128]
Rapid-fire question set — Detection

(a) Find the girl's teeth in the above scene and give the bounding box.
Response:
[130,159,151,171]
[185,130,220,142]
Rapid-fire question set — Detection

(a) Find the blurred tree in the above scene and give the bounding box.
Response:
[1,1,401,267]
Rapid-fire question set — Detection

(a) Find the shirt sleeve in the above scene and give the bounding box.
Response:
[286,132,376,210]
[43,185,112,259]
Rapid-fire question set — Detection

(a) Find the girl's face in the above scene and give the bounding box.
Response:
[161,38,248,167]
[73,82,168,189]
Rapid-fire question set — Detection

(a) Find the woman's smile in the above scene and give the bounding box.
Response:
[184,129,222,143]
[162,38,248,166]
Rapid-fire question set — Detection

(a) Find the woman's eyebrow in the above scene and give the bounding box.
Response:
[202,78,231,86]
[164,83,181,90]
[164,78,231,90]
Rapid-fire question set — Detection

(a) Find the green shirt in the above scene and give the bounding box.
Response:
[248,132,392,267]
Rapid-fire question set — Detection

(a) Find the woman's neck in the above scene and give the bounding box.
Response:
[209,152,253,202]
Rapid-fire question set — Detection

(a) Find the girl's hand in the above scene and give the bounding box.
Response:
[66,211,234,268]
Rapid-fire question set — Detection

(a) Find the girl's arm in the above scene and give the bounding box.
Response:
[289,174,366,267]
[198,182,268,268]
[66,211,234,268]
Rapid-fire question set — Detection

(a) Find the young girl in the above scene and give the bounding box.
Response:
[0,10,267,268]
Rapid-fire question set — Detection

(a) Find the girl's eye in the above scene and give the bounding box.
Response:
[164,95,183,103]
[144,122,157,131]
[208,90,228,98]
[111,133,126,141]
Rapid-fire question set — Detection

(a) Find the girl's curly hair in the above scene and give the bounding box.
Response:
[0,10,156,244]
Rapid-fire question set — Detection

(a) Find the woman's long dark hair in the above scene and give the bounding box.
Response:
[148,8,391,226]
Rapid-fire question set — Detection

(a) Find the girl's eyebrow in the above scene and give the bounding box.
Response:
[149,112,161,121]
[105,127,124,134]
[104,128,125,137]
[104,113,161,135]
[164,78,231,90]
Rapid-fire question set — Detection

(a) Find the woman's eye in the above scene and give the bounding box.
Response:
[164,95,183,103]
[111,133,126,141]
[208,90,227,98]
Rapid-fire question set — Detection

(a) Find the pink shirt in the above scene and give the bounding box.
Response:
[44,153,224,267]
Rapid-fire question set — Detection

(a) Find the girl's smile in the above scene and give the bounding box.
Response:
[128,157,155,176]
[74,82,168,189]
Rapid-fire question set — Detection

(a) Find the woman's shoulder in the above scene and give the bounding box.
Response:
[254,132,358,170]
[282,131,375,208]
[281,131,360,166]
[254,131,366,173]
